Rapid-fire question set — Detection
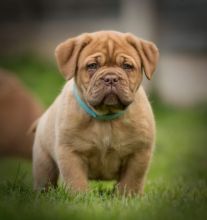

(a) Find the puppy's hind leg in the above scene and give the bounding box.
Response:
[33,144,59,191]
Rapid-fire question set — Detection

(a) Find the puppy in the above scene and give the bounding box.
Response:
[0,69,43,159]
[33,31,159,195]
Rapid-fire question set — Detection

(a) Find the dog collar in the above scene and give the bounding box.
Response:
[72,84,125,121]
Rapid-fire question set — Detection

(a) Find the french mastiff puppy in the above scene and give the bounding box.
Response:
[33,31,159,195]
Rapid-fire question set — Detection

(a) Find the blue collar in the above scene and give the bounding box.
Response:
[72,84,125,121]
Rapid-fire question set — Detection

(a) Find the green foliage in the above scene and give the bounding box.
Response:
[0,55,207,220]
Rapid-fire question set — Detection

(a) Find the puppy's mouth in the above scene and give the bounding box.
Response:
[103,92,120,106]
[87,86,132,113]
[102,87,125,107]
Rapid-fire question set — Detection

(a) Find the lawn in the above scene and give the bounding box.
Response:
[0,55,207,220]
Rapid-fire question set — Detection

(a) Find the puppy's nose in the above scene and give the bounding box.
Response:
[103,75,119,86]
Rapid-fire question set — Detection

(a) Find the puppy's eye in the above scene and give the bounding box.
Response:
[122,63,134,70]
[87,63,98,70]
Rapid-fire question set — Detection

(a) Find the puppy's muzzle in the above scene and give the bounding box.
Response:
[101,74,119,87]
[100,73,120,106]
[86,70,134,111]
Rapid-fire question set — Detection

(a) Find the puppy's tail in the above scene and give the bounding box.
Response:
[27,118,39,135]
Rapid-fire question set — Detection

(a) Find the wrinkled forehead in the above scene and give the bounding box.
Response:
[79,34,141,67]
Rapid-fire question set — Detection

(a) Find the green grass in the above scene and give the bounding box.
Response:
[0,55,207,220]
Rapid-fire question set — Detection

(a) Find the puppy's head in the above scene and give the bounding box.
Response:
[55,31,159,114]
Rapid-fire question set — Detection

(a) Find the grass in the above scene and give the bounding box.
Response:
[0,55,207,220]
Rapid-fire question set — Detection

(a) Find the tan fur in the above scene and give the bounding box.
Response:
[33,31,159,195]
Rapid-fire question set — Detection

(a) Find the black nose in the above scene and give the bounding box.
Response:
[103,75,119,86]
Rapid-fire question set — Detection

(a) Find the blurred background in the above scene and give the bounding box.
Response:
[0,0,207,219]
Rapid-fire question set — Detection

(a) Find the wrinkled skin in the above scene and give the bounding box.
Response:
[76,32,143,114]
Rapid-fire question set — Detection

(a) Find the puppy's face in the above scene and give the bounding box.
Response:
[55,31,159,114]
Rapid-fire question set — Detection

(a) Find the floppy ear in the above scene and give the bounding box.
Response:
[126,34,159,80]
[55,34,91,80]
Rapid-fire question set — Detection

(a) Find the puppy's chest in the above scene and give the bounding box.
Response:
[72,122,139,180]
[77,122,137,156]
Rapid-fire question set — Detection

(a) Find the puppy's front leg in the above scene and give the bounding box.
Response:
[57,146,88,193]
[117,147,152,196]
